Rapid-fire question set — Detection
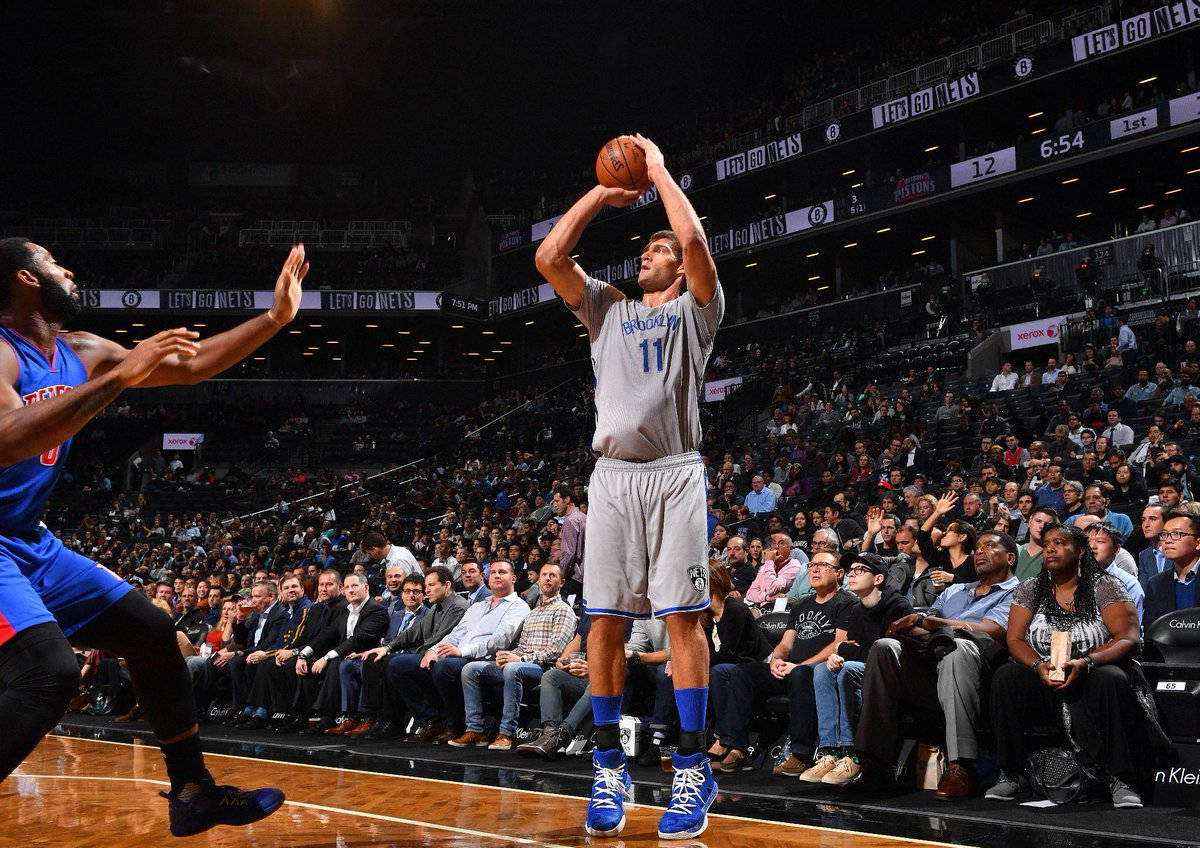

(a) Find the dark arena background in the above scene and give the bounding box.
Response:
[3,1,1200,846]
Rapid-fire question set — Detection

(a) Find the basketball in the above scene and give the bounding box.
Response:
[595,136,650,191]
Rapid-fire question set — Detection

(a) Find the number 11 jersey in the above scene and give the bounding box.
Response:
[570,277,723,462]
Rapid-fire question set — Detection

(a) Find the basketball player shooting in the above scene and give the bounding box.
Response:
[535,134,722,839]
[0,239,309,836]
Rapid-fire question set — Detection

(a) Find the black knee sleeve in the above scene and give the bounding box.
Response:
[0,623,80,780]
[70,592,197,739]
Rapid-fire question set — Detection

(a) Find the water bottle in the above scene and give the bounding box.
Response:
[199,642,212,659]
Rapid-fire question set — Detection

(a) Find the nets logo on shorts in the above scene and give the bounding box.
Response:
[687,566,708,593]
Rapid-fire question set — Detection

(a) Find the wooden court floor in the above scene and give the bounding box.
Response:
[1,735,967,847]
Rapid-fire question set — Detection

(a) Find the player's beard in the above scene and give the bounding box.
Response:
[39,277,83,322]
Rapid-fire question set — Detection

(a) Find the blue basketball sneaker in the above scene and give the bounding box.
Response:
[159,773,286,837]
[658,750,717,839]
[585,747,633,837]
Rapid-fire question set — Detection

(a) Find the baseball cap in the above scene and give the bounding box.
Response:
[839,551,888,575]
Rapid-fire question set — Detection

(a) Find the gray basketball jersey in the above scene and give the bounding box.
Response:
[571,277,724,461]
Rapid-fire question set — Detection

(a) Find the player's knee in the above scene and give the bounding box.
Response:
[14,635,81,712]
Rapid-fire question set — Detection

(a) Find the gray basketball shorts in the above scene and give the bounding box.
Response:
[582,451,710,619]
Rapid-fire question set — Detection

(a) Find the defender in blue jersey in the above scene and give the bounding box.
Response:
[0,237,309,836]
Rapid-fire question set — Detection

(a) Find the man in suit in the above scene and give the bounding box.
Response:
[337,570,429,737]
[380,566,470,740]
[1146,510,1200,626]
[294,573,388,734]
[266,568,344,733]
[1137,504,1170,590]
[206,580,287,722]
[229,574,314,730]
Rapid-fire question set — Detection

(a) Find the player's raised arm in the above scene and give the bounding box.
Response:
[631,134,717,307]
[71,244,310,388]
[535,186,641,310]
[0,328,199,466]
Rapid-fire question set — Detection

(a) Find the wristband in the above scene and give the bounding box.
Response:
[915,613,926,630]
[1083,655,1095,673]
[1031,658,1046,671]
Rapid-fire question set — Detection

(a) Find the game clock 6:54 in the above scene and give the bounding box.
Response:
[1039,130,1085,160]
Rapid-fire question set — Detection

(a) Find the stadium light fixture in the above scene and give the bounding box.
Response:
[876,227,891,234]
[1031,127,1046,135]
[817,285,830,291]
[114,329,128,334]
[451,324,464,329]
[843,242,858,248]
[332,357,342,361]
[921,235,936,241]
[1166,188,1183,195]
[419,340,431,344]
[492,349,503,353]
[307,346,319,350]
[1028,111,1044,118]
[309,323,322,328]
[808,275,820,281]
[482,330,494,335]
[406,357,418,361]
[744,262,758,268]
[288,329,301,334]
[1182,146,1200,154]
[525,320,535,326]
[252,357,265,361]
[578,332,587,337]
[699,216,707,221]
[630,235,641,240]
[763,194,777,200]
[500,340,513,344]
[1061,177,1079,185]
[851,182,864,188]
[382,343,394,348]
[1188,168,1200,175]
[193,323,207,328]
[912,249,926,256]
[365,323,378,328]
[570,254,580,259]
[326,340,339,344]
[806,251,820,258]
[302,352,314,357]
[1075,211,1092,218]
[1139,76,1157,84]
[841,169,856,176]
[484,358,495,362]
[397,330,410,335]
[131,322,145,327]
[1018,197,1034,203]
[1108,187,1125,194]
[1138,203,1154,209]
[924,145,939,152]
[467,352,479,356]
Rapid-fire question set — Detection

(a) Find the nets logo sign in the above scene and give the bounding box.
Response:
[1008,315,1067,350]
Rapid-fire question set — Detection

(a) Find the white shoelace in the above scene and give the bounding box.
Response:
[590,766,628,811]
[666,765,708,814]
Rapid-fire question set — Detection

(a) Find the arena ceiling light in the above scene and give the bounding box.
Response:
[744,262,758,268]
[332,357,342,361]
[193,323,207,328]
[484,357,495,362]
[1061,177,1079,185]
[570,254,580,258]
[1018,197,1035,203]
[851,182,864,188]
[397,330,410,335]
[365,323,378,328]
[406,357,418,361]
[1031,127,1046,135]
[1028,111,1044,118]
[418,340,431,344]
[131,322,145,327]
[763,193,777,200]
[114,329,128,334]
[1140,76,1158,84]
[1138,203,1154,209]
[630,235,641,240]
[288,329,301,334]
[481,330,494,335]
[302,352,313,357]
[876,227,891,233]
[1166,188,1183,195]
[525,320,535,326]
[451,324,464,329]
[1188,168,1200,175]
[492,349,503,353]
[806,251,820,258]
[326,340,339,344]
[841,169,856,176]
[1183,146,1200,153]
[500,340,513,344]
[817,285,830,291]
[252,356,265,361]
[921,235,936,241]
[808,275,820,281]
[912,249,926,256]
[924,145,939,152]
[307,346,319,350]
[309,323,322,328]
[467,352,479,356]
[842,242,858,248]
[1075,211,1092,218]
[1108,187,1126,194]
[382,343,394,348]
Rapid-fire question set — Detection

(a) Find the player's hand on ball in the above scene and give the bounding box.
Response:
[268,242,310,327]
[631,134,665,173]
[597,185,644,208]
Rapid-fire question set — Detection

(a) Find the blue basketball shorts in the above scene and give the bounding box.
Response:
[0,527,132,648]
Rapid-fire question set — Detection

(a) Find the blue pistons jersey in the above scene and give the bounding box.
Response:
[0,325,130,647]
[0,325,89,532]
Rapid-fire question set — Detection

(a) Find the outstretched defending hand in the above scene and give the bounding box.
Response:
[267,242,310,327]
[113,328,200,388]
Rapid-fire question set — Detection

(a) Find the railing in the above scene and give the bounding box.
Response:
[239,219,412,250]
[965,221,1200,300]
